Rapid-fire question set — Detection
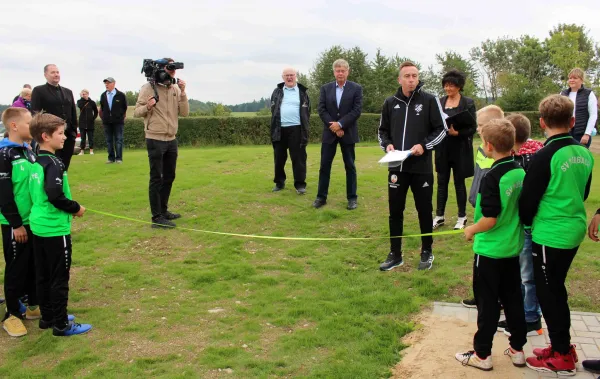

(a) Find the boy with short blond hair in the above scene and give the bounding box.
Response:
[456,118,527,371]
[29,113,91,336]
[0,107,39,337]
[520,95,594,375]
[461,105,506,308]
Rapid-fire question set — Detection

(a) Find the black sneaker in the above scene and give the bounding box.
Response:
[504,318,543,337]
[582,359,600,374]
[418,249,434,270]
[151,216,176,229]
[312,198,326,209]
[296,187,306,195]
[497,319,508,332]
[163,211,181,220]
[461,298,477,308]
[379,252,404,271]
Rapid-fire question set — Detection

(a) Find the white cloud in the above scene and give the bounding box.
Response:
[1,0,599,105]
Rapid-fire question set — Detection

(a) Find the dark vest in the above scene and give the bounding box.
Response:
[561,86,592,137]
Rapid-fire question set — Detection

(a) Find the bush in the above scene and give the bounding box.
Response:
[91,111,545,149]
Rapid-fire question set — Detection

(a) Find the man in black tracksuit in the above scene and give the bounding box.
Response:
[378,62,447,271]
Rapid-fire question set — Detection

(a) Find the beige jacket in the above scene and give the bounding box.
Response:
[134,82,190,141]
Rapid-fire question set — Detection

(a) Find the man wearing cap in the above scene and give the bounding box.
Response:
[99,77,128,164]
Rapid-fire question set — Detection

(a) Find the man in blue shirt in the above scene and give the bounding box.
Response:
[269,68,311,194]
[99,77,128,164]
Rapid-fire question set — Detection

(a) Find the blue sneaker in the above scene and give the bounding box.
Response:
[53,321,92,336]
[39,315,76,330]
[18,301,26,315]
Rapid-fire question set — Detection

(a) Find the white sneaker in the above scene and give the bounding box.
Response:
[504,347,525,367]
[454,216,468,230]
[90,151,94,155]
[433,216,445,230]
[78,151,84,156]
[455,350,493,371]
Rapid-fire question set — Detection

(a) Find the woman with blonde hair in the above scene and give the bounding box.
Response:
[11,88,32,111]
[560,68,598,148]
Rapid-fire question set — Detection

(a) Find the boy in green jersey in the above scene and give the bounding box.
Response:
[520,95,594,376]
[29,113,92,336]
[0,108,39,337]
[456,119,527,371]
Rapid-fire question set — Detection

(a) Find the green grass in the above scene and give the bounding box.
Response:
[0,143,598,378]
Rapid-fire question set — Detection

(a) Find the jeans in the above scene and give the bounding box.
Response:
[104,123,124,162]
[520,230,541,323]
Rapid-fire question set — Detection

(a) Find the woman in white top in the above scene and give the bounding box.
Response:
[560,68,598,148]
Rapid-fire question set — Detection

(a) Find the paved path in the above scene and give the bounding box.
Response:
[433,302,600,378]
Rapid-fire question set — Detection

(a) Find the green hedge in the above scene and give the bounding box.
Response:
[90,112,546,149]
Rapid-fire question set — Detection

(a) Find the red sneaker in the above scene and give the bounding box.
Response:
[532,344,578,363]
[526,349,576,376]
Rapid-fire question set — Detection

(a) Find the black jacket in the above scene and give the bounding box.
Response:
[434,95,477,178]
[560,85,593,137]
[318,81,363,144]
[270,83,310,145]
[378,82,447,173]
[77,98,99,130]
[31,83,78,138]
[99,89,128,125]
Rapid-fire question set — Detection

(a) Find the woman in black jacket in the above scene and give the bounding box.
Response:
[77,89,98,155]
[433,70,477,230]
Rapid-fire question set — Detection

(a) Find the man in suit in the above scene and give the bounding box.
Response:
[99,77,128,164]
[313,59,363,210]
[30,65,78,170]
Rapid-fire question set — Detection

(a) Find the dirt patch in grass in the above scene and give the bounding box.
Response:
[392,312,526,379]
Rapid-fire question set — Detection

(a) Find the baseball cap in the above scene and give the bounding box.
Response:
[103,77,115,83]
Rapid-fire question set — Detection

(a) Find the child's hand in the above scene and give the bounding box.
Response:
[464,226,475,242]
[74,205,86,217]
[13,226,28,243]
[589,214,600,242]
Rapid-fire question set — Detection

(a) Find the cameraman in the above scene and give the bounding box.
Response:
[134,58,189,228]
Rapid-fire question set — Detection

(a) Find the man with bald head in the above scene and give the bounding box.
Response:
[269,68,311,194]
[31,64,78,170]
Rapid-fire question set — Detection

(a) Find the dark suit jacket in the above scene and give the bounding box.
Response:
[31,83,78,138]
[318,81,363,144]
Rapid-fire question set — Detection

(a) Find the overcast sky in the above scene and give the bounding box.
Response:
[1,0,599,105]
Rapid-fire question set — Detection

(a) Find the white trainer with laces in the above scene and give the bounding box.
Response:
[454,216,468,230]
[433,216,445,229]
[504,347,526,367]
[455,350,493,371]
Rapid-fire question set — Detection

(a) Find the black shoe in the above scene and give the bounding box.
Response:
[163,211,181,220]
[504,318,543,337]
[497,319,508,332]
[272,185,285,192]
[379,252,404,271]
[347,199,358,210]
[461,298,477,308]
[151,216,176,229]
[312,198,326,208]
[39,319,54,330]
[418,249,434,270]
[582,359,600,374]
[296,187,306,195]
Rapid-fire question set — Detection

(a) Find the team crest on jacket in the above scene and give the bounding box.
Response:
[414,104,423,115]
[390,174,398,183]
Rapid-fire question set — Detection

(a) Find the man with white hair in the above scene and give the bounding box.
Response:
[314,59,363,210]
[269,67,311,194]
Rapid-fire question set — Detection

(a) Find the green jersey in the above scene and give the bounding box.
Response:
[474,157,525,259]
[519,134,594,249]
[0,142,36,227]
[29,151,80,237]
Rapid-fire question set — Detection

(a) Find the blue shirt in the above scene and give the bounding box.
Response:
[335,81,346,128]
[106,89,116,111]
[280,85,301,127]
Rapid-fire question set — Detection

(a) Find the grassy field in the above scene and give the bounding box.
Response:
[0,143,598,378]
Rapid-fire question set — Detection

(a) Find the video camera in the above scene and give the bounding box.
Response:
[141,58,184,85]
